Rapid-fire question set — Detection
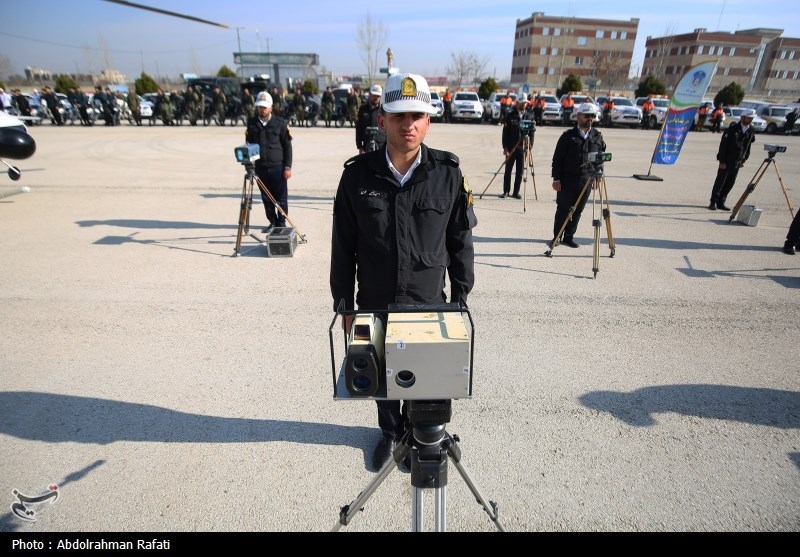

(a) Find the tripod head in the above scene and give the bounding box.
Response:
[764,144,786,160]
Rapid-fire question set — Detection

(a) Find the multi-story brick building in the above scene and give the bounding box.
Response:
[642,28,800,103]
[510,12,639,92]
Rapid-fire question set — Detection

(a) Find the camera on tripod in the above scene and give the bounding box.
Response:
[364,126,380,152]
[234,143,260,164]
[519,119,534,138]
[329,304,474,401]
[587,151,612,163]
[764,144,786,154]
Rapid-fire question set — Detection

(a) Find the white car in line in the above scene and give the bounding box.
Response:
[450,91,483,123]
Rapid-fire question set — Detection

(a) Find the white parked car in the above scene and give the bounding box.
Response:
[635,96,670,128]
[562,93,599,122]
[429,91,444,122]
[450,91,483,122]
[703,106,767,133]
[482,91,517,124]
[538,93,562,125]
[595,95,642,128]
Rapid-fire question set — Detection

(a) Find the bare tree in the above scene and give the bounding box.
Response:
[0,55,11,80]
[653,23,677,79]
[356,12,388,85]
[592,50,629,91]
[446,50,489,89]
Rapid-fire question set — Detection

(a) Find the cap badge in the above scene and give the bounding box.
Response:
[400,77,417,98]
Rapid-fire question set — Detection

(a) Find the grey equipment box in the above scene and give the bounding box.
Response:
[384,311,472,400]
[737,205,762,226]
[266,227,297,257]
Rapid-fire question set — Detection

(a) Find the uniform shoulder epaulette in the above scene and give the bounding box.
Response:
[428,147,460,167]
[344,152,370,167]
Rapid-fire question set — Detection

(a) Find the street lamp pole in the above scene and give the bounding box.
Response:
[235,27,245,80]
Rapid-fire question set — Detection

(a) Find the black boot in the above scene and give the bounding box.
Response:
[783,241,796,255]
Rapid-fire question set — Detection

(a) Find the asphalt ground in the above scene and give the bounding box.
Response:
[1,119,799,534]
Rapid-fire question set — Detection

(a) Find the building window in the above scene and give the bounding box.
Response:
[730,47,735,56]
[750,48,756,53]
[538,67,545,74]
[575,56,584,65]
[554,28,561,36]
[596,30,604,39]
[552,47,559,56]
[723,67,729,76]
[621,31,627,40]
[548,67,555,75]
[577,36,587,46]
[543,27,549,36]
[790,51,795,60]
[698,45,704,54]
[540,47,547,55]
[780,50,787,59]
[610,31,618,39]
[793,70,798,79]
[783,70,789,79]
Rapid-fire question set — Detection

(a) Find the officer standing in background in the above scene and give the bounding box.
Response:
[330,72,476,472]
[551,103,606,248]
[356,84,385,153]
[270,86,284,117]
[242,87,255,122]
[184,85,201,126]
[292,86,306,125]
[500,96,532,199]
[708,109,756,211]
[127,88,141,126]
[245,92,293,232]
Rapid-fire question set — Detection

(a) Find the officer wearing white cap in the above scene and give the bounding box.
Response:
[501,95,534,199]
[331,73,477,472]
[356,84,385,153]
[245,91,293,231]
[551,102,607,248]
[708,107,755,211]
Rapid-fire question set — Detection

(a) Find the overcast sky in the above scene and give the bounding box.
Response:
[2,0,799,82]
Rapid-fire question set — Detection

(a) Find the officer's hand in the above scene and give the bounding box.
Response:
[342,314,353,337]
[358,148,366,154]
[719,163,727,170]
[552,180,561,192]
[284,168,292,180]
[503,150,510,158]
[738,162,744,168]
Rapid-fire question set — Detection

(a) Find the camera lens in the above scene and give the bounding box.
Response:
[395,370,416,388]
[352,375,372,392]
[353,357,368,372]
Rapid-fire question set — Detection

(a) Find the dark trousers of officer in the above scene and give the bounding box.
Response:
[533,107,543,126]
[696,115,707,131]
[711,117,722,133]
[562,107,573,126]
[709,165,741,206]
[377,400,408,440]
[503,148,524,195]
[786,210,800,247]
[554,175,591,241]
[255,165,288,227]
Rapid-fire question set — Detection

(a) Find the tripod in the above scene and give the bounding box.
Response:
[233,163,307,257]
[479,134,537,210]
[332,400,505,532]
[728,148,795,223]
[545,168,616,278]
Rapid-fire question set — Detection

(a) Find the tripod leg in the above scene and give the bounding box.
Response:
[545,175,592,257]
[592,184,601,278]
[480,139,522,199]
[234,174,251,256]
[771,160,796,219]
[600,178,615,258]
[729,158,769,222]
[444,434,506,532]
[331,437,412,531]
[527,145,537,200]
[253,175,308,243]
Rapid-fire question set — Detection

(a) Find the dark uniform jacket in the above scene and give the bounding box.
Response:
[502,108,534,151]
[355,102,386,150]
[330,145,477,312]
[716,121,755,166]
[245,115,292,169]
[552,126,606,186]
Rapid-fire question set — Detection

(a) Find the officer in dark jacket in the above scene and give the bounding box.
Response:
[708,109,756,211]
[245,92,292,231]
[501,96,534,199]
[330,73,476,472]
[551,102,607,248]
[355,84,386,153]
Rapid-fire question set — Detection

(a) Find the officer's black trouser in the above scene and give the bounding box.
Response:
[503,148,524,194]
[554,174,591,241]
[710,165,741,205]
[255,165,288,227]
[787,210,800,246]
[377,400,408,439]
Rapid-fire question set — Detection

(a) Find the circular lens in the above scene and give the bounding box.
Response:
[353,357,368,372]
[352,375,372,392]
[395,370,415,388]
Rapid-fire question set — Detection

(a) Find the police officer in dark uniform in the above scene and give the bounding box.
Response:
[330,73,477,472]
[551,102,606,248]
[501,95,534,199]
[355,84,386,153]
[245,92,292,232]
[708,109,756,211]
